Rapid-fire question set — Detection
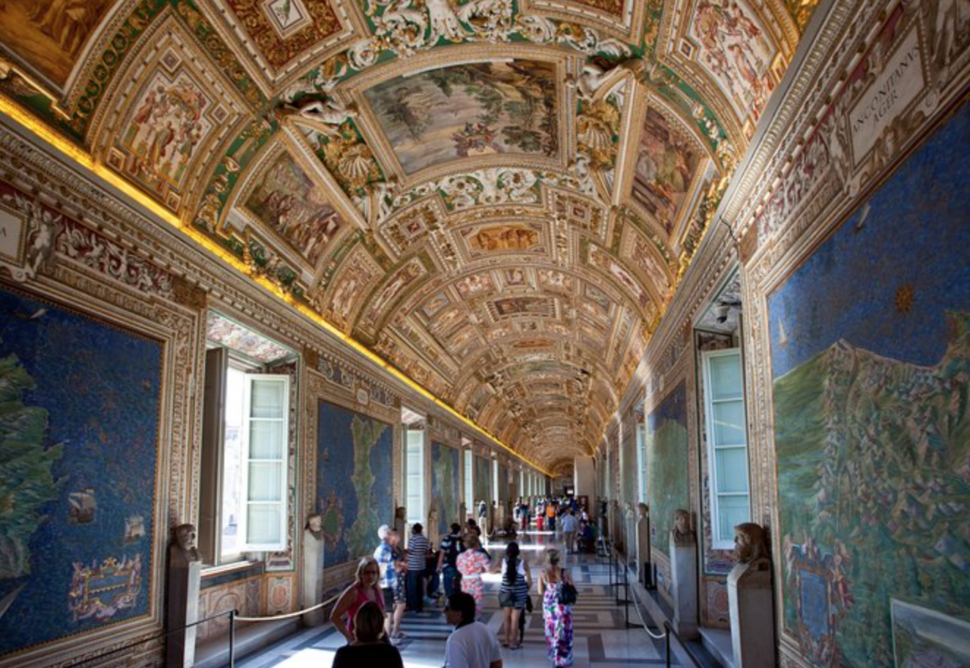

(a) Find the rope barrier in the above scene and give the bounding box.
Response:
[235,594,341,622]
[610,544,667,640]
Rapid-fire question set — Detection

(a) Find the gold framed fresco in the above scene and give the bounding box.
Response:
[619,91,714,241]
[654,0,796,136]
[618,224,677,307]
[197,0,367,93]
[93,17,250,216]
[316,242,384,333]
[0,0,119,93]
[517,0,647,43]
[339,45,579,187]
[454,219,550,263]
[225,129,363,283]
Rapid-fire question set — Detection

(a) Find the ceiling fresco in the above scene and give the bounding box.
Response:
[0,0,819,470]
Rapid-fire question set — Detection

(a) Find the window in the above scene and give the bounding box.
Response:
[464,449,473,511]
[637,422,647,504]
[492,459,500,504]
[702,349,750,549]
[405,428,425,525]
[220,367,290,560]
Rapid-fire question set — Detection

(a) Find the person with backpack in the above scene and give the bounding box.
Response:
[538,548,575,667]
[437,523,465,599]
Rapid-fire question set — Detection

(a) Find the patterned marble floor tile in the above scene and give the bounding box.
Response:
[239,532,682,668]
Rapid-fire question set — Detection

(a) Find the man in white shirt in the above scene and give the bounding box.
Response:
[444,592,503,668]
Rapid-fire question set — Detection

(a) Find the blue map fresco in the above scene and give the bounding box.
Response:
[431,442,459,536]
[646,381,688,560]
[0,286,162,658]
[771,100,970,665]
[316,401,393,568]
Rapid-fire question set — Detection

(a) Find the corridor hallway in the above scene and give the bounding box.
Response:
[237,530,711,668]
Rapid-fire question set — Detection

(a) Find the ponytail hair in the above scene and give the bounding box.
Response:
[504,542,521,587]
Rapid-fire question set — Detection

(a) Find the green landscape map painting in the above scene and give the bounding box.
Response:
[646,381,689,560]
[770,102,970,667]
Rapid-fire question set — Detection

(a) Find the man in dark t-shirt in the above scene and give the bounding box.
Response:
[437,523,465,598]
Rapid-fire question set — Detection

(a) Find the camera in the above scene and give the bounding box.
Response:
[713,304,730,324]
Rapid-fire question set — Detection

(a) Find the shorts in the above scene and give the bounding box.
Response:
[500,583,529,610]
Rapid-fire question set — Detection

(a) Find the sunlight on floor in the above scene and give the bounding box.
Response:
[268,647,443,668]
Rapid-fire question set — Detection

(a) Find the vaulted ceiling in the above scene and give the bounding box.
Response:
[0,0,819,473]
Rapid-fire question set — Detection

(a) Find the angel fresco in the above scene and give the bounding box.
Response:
[691,0,775,119]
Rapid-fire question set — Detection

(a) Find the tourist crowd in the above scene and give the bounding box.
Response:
[330,495,588,667]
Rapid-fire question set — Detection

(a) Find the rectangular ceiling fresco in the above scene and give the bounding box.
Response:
[362,60,559,175]
[243,151,345,269]
[632,107,705,236]
[0,0,113,87]
[689,0,778,122]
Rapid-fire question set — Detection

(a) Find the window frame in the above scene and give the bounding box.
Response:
[235,372,290,554]
[636,420,648,504]
[701,347,751,550]
[464,449,474,511]
[404,427,426,525]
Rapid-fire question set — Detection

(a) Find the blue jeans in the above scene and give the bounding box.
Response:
[442,565,459,598]
[406,569,425,611]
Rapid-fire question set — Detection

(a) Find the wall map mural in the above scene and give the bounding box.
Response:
[646,381,689,561]
[362,60,559,175]
[316,401,393,568]
[431,442,460,537]
[771,102,970,668]
[474,455,491,507]
[0,286,162,658]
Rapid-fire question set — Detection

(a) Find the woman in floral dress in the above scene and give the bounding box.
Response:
[456,534,490,618]
[538,548,573,667]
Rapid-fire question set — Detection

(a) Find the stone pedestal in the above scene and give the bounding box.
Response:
[636,514,651,587]
[624,508,636,565]
[302,528,325,626]
[167,547,202,667]
[728,561,776,668]
[669,536,698,639]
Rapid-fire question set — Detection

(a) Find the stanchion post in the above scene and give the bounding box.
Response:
[228,609,236,668]
[665,622,672,668]
[608,545,614,588]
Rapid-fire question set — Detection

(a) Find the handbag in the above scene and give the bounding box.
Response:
[557,570,578,606]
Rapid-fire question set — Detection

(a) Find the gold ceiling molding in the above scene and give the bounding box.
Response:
[0,0,817,467]
[0,92,556,478]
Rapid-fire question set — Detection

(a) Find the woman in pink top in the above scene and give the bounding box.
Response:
[331,556,386,643]
[456,534,491,618]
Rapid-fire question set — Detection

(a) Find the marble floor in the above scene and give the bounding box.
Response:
[238,531,702,668]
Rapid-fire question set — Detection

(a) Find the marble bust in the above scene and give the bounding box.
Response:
[671,509,695,547]
[305,513,323,541]
[637,502,649,519]
[172,523,201,564]
[734,522,770,568]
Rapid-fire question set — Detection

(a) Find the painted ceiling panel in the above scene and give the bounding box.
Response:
[0,0,820,467]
